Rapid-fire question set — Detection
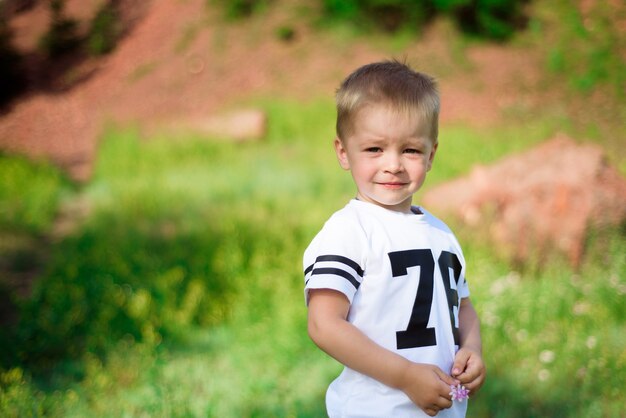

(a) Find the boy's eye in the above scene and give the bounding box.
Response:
[365,147,382,153]
[404,148,421,154]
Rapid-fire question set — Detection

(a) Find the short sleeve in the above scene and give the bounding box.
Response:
[452,236,470,300]
[457,271,470,299]
[303,212,367,306]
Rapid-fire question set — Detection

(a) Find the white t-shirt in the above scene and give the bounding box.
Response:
[304,199,470,418]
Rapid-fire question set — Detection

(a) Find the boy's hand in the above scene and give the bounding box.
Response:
[399,362,460,417]
[451,347,486,394]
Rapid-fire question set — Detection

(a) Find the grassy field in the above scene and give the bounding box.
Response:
[1,97,624,417]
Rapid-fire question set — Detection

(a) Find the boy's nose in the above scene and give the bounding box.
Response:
[383,153,403,173]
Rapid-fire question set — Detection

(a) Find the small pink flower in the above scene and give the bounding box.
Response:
[450,384,470,402]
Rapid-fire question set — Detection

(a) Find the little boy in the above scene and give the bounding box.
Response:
[303,60,485,417]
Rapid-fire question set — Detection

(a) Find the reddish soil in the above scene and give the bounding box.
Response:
[423,134,626,267]
[2,0,543,181]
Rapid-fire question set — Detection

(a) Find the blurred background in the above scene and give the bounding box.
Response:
[0,0,624,416]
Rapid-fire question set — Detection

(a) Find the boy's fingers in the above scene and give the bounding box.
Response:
[454,366,479,385]
[438,395,453,409]
[463,371,486,391]
[435,368,459,387]
[423,408,438,417]
[451,350,470,376]
[425,396,453,417]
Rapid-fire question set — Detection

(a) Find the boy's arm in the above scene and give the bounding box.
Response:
[308,288,459,416]
[451,298,486,393]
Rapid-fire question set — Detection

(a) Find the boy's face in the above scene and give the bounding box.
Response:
[334,104,437,213]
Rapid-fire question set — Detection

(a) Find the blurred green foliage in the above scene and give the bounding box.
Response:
[86,1,121,56]
[212,0,528,40]
[38,0,82,57]
[321,0,433,32]
[212,0,272,19]
[0,153,69,233]
[15,213,236,369]
[38,0,123,58]
[542,0,625,97]
[321,0,529,39]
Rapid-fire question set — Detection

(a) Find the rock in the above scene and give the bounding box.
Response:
[190,109,267,142]
[147,108,268,145]
[423,134,626,267]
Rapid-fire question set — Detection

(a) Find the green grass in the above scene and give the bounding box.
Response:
[0,154,71,234]
[539,0,625,97]
[1,98,625,417]
[463,234,626,418]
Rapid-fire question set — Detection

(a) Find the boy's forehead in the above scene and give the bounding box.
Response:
[352,103,434,135]
[355,101,423,119]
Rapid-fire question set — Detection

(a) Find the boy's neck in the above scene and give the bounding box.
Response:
[354,197,423,215]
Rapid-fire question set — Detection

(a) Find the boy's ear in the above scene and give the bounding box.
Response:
[334,137,350,170]
[427,141,438,172]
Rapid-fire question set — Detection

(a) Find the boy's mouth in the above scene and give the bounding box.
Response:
[378,182,407,189]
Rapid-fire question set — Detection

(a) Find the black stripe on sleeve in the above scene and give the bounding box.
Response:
[314,255,364,277]
[311,267,361,290]
[304,264,314,276]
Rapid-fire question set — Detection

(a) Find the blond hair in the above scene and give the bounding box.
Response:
[335,60,439,142]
